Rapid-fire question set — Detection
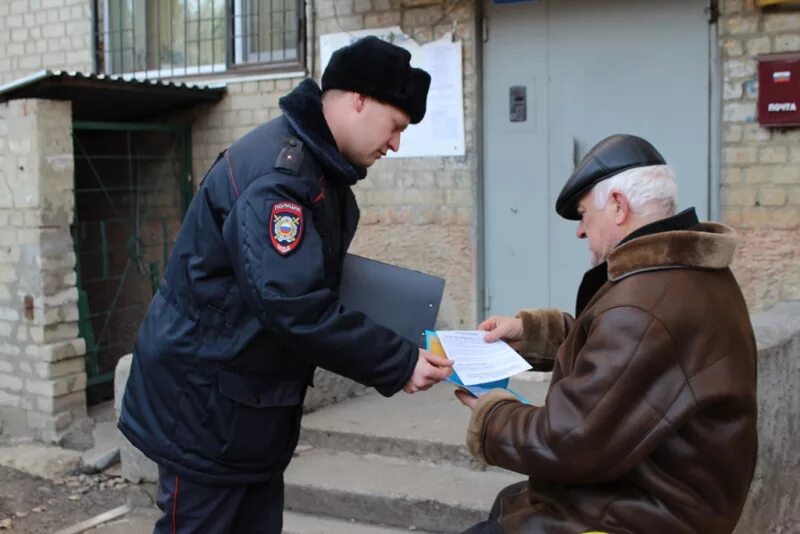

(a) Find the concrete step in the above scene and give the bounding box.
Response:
[284,511,428,533]
[0,444,82,480]
[84,508,420,534]
[81,420,121,472]
[299,374,550,469]
[284,448,525,533]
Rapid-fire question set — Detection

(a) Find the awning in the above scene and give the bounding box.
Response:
[0,70,226,121]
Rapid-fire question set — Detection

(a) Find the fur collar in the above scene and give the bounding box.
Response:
[279,78,367,185]
[607,222,738,281]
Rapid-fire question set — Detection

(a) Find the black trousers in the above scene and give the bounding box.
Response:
[153,466,284,534]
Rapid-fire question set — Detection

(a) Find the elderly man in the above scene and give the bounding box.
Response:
[457,134,757,533]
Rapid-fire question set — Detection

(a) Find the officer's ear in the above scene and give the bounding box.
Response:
[353,92,368,114]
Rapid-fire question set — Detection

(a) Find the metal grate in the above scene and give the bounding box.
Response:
[71,121,192,388]
[96,0,304,77]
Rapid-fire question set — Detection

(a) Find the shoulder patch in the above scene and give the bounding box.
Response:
[274,137,304,174]
[270,201,304,255]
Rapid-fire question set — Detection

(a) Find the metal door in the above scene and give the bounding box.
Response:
[482,0,551,316]
[483,0,711,316]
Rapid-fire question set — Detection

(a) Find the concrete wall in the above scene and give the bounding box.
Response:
[0,0,93,84]
[719,0,800,311]
[0,99,87,443]
[735,300,800,533]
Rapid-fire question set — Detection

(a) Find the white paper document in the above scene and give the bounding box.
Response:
[435,330,532,386]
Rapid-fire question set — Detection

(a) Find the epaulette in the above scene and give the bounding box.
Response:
[274,137,304,174]
[199,149,226,185]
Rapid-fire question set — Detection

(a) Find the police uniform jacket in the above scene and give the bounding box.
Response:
[118,79,417,485]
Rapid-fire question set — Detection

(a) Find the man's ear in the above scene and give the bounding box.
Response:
[353,93,367,113]
[611,191,631,225]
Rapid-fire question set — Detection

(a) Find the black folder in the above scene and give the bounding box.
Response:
[339,254,445,347]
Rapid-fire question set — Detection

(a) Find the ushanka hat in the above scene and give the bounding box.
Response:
[556,134,667,220]
[322,36,432,124]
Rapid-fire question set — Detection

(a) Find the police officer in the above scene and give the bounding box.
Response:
[118,36,451,533]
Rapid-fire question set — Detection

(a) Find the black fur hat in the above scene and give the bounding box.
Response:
[321,36,432,124]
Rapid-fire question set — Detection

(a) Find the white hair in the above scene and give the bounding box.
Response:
[592,164,678,217]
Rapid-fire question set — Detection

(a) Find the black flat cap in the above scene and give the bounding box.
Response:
[322,36,432,124]
[555,134,666,220]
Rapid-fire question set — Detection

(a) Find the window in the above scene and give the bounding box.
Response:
[99,0,304,77]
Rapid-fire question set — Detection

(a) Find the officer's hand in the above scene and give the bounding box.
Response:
[403,349,453,394]
[478,315,523,350]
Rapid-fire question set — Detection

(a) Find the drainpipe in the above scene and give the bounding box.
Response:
[475,1,486,322]
[308,0,316,79]
[91,0,99,73]
[708,3,721,222]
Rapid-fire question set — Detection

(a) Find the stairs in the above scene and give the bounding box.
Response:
[284,375,550,533]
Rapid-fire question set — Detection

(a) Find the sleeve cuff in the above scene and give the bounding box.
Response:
[515,308,568,367]
[466,389,519,465]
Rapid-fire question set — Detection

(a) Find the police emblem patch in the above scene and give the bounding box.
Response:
[269,201,303,255]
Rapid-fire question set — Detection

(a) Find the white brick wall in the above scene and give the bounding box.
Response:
[0,99,86,442]
[719,0,800,310]
[0,0,92,84]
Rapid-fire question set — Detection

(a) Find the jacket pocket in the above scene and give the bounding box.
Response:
[171,382,228,457]
[216,369,306,467]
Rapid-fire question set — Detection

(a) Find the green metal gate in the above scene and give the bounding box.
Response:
[71,121,192,390]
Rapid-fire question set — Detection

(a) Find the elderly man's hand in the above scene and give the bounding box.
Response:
[403,349,453,393]
[454,388,478,410]
[478,315,524,351]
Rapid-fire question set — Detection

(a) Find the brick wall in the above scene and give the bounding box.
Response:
[331,0,478,329]
[0,99,87,442]
[0,0,93,84]
[720,0,800,310]
[192,0,479,328]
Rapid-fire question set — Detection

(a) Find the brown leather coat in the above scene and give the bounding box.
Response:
[466,223,757,533]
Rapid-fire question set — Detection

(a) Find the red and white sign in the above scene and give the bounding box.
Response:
[758,53,800,127]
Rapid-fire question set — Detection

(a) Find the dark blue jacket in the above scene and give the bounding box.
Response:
[118,79,417,485]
